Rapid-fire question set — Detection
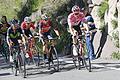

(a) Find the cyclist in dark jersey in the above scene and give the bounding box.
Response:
[7,19,25,48]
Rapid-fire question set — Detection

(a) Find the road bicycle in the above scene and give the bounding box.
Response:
[72,34,92,72]
[10,44,26,78]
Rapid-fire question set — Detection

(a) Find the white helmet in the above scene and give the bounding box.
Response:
[24,17,31,23]
[41,13,48,20]
[72,5,80,12]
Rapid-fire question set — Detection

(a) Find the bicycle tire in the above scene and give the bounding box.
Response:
[19,50,27,78]
[11,49,18,76]
[48,46,59,71]
[53,47,59,71]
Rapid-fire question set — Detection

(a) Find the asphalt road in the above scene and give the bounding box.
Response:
[0,57,120,80]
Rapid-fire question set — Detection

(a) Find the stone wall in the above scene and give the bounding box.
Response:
[90,0,119,48]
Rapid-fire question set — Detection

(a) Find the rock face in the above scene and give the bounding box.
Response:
[88,0,119,59]
[117,1,120,47]
[90,0,119,48]
[108,0,118,36]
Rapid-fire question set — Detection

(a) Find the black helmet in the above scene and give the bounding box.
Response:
[11,19,18,25]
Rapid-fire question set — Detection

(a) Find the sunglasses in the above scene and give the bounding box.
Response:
[73,9,79,12]
[74,13,79,15]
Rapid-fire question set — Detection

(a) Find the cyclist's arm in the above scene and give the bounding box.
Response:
[6,28,13,47]
[67,17,75,36]
[50,20,60,37]
[38,22,43,37]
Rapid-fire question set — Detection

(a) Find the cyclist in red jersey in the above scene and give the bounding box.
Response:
[21,17,35,59]
[21,17,35,38]
[38,13,60,61]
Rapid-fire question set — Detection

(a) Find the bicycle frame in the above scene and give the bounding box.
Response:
[10,44,26,78]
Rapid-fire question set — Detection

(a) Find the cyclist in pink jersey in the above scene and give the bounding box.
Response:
[67,5,89,45]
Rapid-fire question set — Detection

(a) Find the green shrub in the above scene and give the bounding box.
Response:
[31,0,44,12]
[112,31,119,48]
[111,51,120,60]
[111,20,118,29]
[99,19,105,32]
[98,0,109,19]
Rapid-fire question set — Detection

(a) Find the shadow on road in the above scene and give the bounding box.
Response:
[0,73,11,76]
[95,24,108,58]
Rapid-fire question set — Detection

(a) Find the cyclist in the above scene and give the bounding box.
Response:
[67,5,96,59]
[0,16,10,36]
[38,13,60,62]
[0,16,10,61]
[6,19,25,63]
[67,5,89,45]
[21,17,35,59]
[21,17,35,38]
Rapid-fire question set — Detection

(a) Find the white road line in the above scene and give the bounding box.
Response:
[92,64,120,71]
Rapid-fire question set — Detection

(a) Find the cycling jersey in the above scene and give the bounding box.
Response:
[21,21,34,37]
[39,19,51,33]
[7,27,23,45]
[68,12,85,26]
[21,21,35,29]
[22,29,33,37]
[0,23,10,35]
[68,12,85,35]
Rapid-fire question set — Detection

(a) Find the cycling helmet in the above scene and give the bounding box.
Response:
[41,13,48,20]
[24,17,31,23]
[11,19,18,25]
[72,5,80,12]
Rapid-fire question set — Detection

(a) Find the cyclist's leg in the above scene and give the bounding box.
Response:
[41,34,49,61]
[42,32,52,60]
[43,43,49,59]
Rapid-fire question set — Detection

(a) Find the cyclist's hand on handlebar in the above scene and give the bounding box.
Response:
[40,34,43,38]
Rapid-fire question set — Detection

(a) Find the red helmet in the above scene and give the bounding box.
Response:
[72,5,80,12]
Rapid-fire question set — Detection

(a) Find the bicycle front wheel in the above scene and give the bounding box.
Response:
[18,51,26,78]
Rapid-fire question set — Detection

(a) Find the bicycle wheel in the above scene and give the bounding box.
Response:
[18,50,26,78]
[48,46,59,71]
[72,45,78,69]
[53,47,59,71]
[11,49,18,76]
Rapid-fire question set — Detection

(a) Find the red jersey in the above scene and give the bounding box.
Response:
[39,19,51,33]
[67,12,85,26]
[21,21,35,30]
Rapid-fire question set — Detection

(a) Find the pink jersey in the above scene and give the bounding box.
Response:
[67,12,85,26]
